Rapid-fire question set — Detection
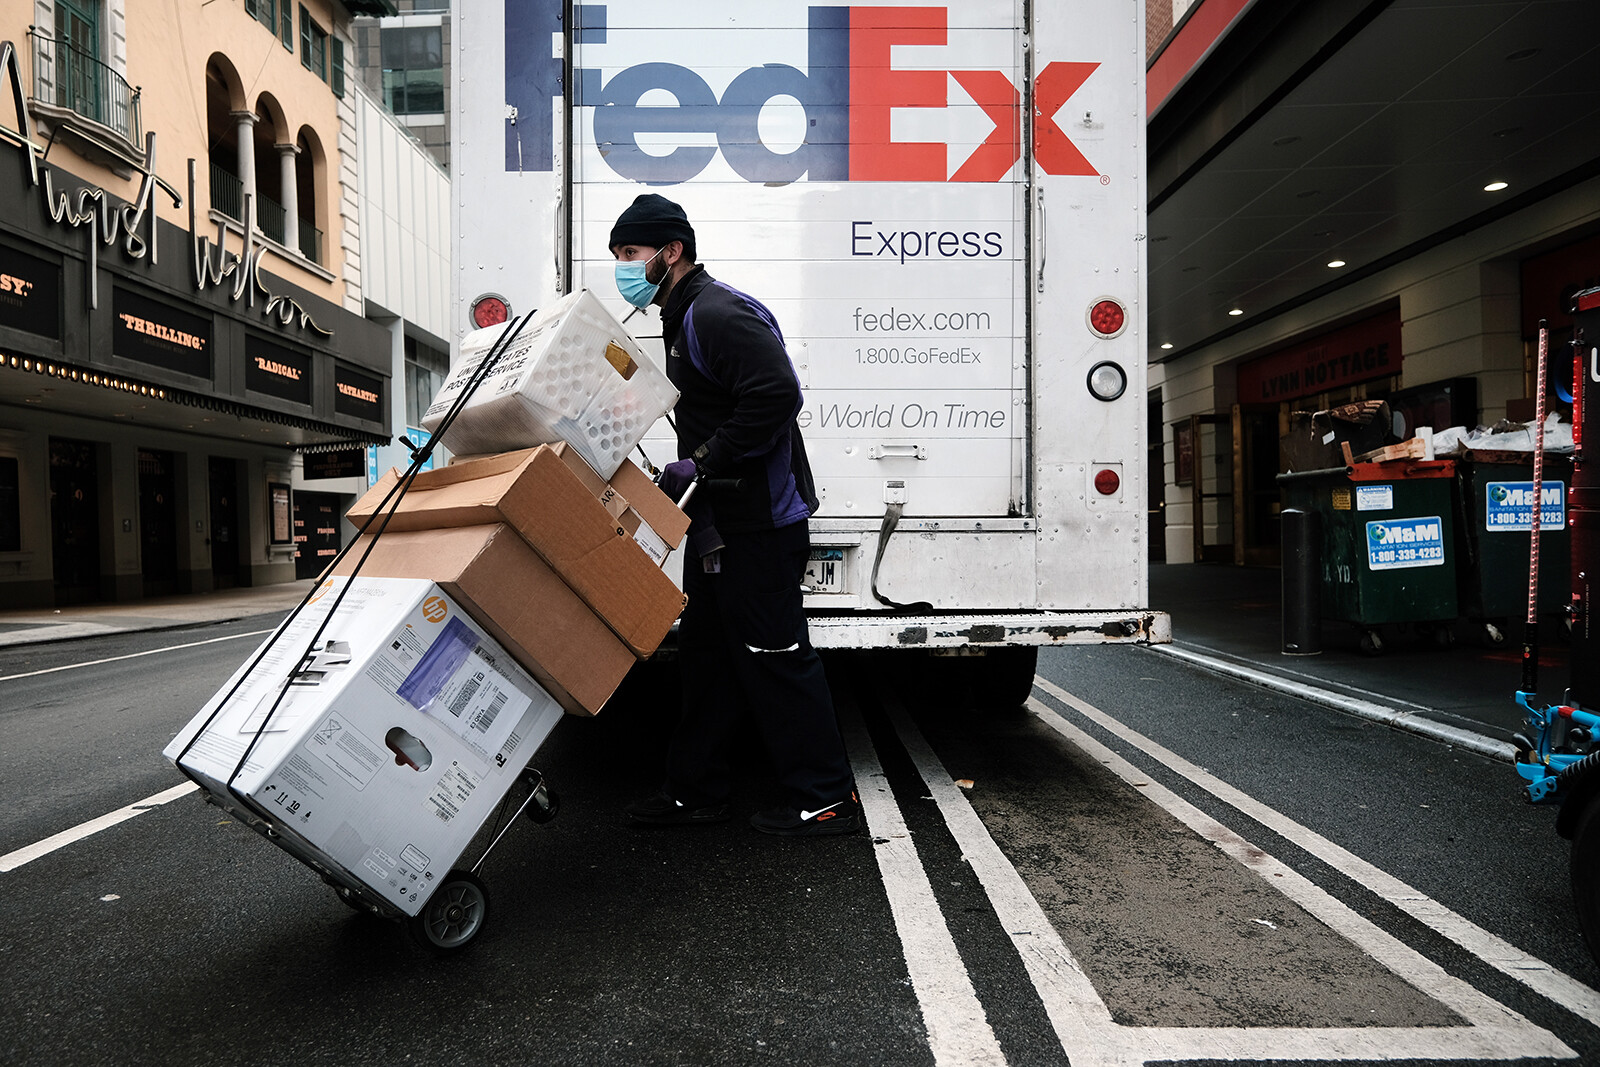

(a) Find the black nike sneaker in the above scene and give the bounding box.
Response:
[750,793,861,836]
[625,790,730,826]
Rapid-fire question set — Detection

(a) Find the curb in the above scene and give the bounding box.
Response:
[1147,643,1517,764]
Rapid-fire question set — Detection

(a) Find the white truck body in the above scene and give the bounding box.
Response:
[451,0,1167,651]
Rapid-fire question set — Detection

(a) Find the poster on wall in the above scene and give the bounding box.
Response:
[0,243,62,339]
[269,483,292,545]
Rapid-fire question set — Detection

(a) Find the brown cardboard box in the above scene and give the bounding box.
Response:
[328,524,634,716]
[347,444,687,657]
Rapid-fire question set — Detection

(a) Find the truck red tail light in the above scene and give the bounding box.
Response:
[471,294,510,329]
[1087,299,1126,339]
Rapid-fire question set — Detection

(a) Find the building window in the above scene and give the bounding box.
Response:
[381,25,444,115]
[245,0,276,34]
[300,6,328,82]
[404,335,449,430]
[331,38,346,99]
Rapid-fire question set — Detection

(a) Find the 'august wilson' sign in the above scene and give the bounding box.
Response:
[0,40,329,339]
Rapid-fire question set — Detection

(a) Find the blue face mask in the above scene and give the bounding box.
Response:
[615,248,665,308]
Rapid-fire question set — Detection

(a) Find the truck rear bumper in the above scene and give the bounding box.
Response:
[805,610,1171,650]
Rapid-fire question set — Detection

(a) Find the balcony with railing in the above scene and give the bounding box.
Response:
[209,163,244,223]
[298,220,324,267]
[27,27,142,158]
[207,162,325,268]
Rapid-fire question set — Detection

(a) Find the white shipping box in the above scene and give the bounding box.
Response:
[422,289,678,478]
[163,576,563,917]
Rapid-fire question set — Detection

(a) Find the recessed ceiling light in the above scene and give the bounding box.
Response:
[1484,180,1509,192]
[1228,308,1244,316]
[1160,343,1173,350]
[1328,259,1346,268]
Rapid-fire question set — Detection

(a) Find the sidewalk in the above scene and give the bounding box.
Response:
[0,580,319,647]
[0,566,1548,753]
[1147,563,1559,753]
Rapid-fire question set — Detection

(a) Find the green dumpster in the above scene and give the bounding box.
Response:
[1278,459,1458,654]
[1454,449,1571,644]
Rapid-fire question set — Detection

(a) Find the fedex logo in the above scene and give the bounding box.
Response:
[506,2,1100,184]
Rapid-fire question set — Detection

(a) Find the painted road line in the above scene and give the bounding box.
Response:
[1,781,199,873]
[873,676,1572,1065]
[872,690,1115,1052]
[1148,643,1515,762]
[1034,673,1600,1034]
[838,699,1007,1067]
[0,629,276,683]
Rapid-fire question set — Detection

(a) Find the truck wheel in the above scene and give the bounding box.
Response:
[1571,796,1600,965]
[409,870,490,953]
[969,646,1039,709]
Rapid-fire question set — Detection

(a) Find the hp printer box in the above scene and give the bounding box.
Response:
[164,576,563,917]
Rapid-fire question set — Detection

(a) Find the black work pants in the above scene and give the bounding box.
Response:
[666,520,854,811]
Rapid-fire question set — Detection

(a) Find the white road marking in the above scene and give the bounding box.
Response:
[839,703,1007,1067]
[1149,643,1515,762]
[0,781,199,873]
[867,675,1574,1065]
[1034,674,1600,1029]
[0,629,275,683]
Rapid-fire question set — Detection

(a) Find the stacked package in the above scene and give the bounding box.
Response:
[164,574,568,916]
[342,442,690,716]
[163,294,686,916]
[422,288,679,478]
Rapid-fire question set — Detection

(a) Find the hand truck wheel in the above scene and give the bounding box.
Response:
[408,869,490,953]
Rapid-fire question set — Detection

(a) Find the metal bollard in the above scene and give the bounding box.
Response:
[1281,507,1322,655]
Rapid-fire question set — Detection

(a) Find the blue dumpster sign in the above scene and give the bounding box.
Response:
[1485,482,1565,532]
[1366,516,1446,571]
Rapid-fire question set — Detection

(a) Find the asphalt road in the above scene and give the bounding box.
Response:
[3,618,1599,1067]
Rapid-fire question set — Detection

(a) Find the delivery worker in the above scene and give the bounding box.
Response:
[610,193,858,836]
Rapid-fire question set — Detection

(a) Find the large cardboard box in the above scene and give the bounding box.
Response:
[330,523,634,716]
[421,289,678,478]
[347,444,688,657]
[163,577,564,917]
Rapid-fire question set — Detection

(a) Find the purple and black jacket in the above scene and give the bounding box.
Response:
[660,265,819,533]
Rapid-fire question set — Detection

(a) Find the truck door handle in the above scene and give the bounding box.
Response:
[868,444,927,460]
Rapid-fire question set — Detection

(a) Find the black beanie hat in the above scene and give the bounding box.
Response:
[609,194,696,260]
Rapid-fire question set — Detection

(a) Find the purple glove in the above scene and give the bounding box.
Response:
[657,458,698,499]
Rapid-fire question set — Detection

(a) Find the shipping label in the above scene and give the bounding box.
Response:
[1366,516,1446,571]
[427,760,483,824]
[1485,482,1566,532]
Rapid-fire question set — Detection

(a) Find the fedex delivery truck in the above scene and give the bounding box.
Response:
[450,0,1169,700]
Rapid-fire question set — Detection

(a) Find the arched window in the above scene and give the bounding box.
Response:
[295,126,327,265]
[204,56,247,223]
[252,94,289,245]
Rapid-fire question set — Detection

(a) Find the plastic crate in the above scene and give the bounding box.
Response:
[424,290,678,478]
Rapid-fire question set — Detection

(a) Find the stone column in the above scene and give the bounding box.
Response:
[276,142,300,252]
[230,109,258,229]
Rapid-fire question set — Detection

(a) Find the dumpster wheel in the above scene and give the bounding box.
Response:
[1359,629,1384,656]
[409,869,490,953]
